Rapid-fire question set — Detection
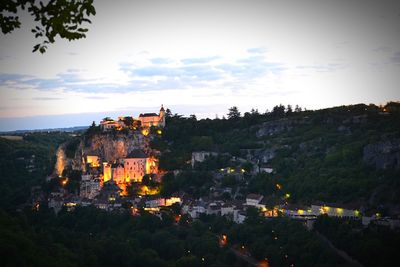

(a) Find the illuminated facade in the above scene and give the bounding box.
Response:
[86,155,100,168]
[103,162,112,182]
[112,163,125,184]
[100,106,166,132]
[100,119,124,131]
[124,149,148,182]
[311,204,360,218]
[138,105,165,128]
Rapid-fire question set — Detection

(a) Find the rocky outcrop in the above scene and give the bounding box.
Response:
[84,132,147,162]
[363,139,400,170]
[256,120,293,137]
[241,148,276,163]
[55,131,149,174]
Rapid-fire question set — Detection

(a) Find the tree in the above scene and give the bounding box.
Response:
[286,104,293,115]
[271,104,285,117]
[294,104,302,113]
[165,108,172,118]
[122,116,134,127]
[227,106,241,120]
[1,0,96,53]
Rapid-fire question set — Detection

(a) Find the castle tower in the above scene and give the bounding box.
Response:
[159,105,166,127]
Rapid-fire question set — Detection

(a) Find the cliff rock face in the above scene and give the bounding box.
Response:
[55,131,149,173]
[84,132,147,162]
[55,145,67,176]
[363,139,400,170]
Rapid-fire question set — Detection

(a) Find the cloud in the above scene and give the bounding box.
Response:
[150,58,173,64]
[1,50,290,95]
[391,52,400,64]
[247,47,267,54]
[0,73,32,84]
[216,56,285,78]
[1,49,304,97]
[181,56,220,65]
[295,63,345,73]
[84,96,108,100]
[32,97,62,101]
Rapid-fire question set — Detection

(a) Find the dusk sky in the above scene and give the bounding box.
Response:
[1,0,399,131]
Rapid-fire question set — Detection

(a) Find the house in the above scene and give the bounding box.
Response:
[259,166,273,174]
[97,179,121,204]
[186,200,207,219]
[146,197,166,208]
[86,155,100,168]
[311,203,360,218]
[246,194,264,207]
[221,203,235,216]
[112,162,125,184]
[234,211,247,224]
[80,177,101,199]
[165,196,181,206]
[100,119,124,131]
[191,151,218,167]
[207,202,222,216]
[280,204,314,218]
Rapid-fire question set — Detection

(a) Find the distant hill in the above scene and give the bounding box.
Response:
[0,126,89,134]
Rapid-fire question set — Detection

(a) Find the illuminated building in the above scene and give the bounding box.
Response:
[103,162,112,182]
[99,105,166,132]
[86,155,100,168]
[124,149,148,182]
[311,204,360,218]
[138,105,166,128]
[111,162,125,184]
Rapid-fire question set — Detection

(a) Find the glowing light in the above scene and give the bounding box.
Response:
[241,168,245,173]
[354,210,360,217]
[220,234,228,247]
[336,208,343,214]
[297,209,304,215]
[276,184,282,190]
[320,206,331,214]
[156,129,162,135]
[285,193,290,198]
[141,128,150,136]
[61,178,68,186]
[220,168,224,171]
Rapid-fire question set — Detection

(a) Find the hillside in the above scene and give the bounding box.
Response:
[0,102,400,267]
[155,102,400,215]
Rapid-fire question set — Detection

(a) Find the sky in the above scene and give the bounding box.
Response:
[0,0,399,131]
